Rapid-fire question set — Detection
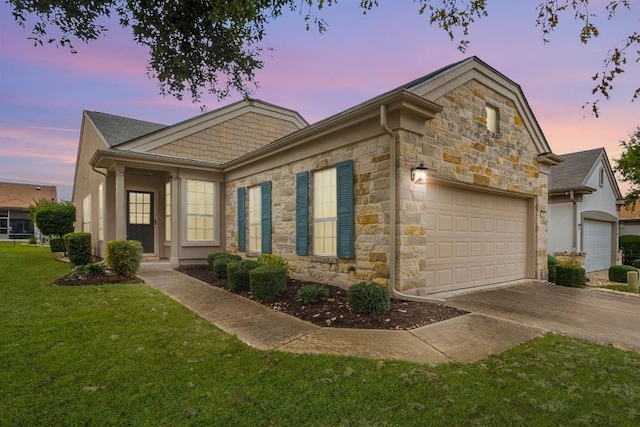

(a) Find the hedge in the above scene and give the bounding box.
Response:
[347,282,390,314]
[547,254,559,283]
[212,254,241,279]
[63,232,92,266]
[249,264,287,301]
[620,235,640,265]
[608,265,639,283]
[554,264,585,287]
[106,240,142,277]
[227,260,260,293]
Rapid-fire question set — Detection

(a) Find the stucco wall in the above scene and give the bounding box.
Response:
[548,203,574,253]
[150,112,300,163]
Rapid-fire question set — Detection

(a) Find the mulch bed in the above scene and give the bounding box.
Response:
[176,265,467,330]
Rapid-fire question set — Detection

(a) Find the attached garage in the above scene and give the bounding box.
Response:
[423,184,530,293]
[582,219,613,272]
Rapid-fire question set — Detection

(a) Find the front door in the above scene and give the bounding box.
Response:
[127,191,154,254]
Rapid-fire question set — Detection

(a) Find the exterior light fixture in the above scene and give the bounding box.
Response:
[411,162,428,184]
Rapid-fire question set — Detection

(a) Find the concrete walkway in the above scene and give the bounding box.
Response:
[138,264,545,365]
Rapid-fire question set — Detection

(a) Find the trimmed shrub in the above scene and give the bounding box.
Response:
[106,240,143,277]
[547,254,559,283]
[249,264,287,301]
[50,238,64,253]
[207,252,240,271]
[64,232,92,266]
[633,259,640,269]
[554,264,586,287]
[227,260,260,293]
[298,284,330,305]
[257,253,290,278]
[608,265,639,283]
[212,254,241,279]
[347,282,390,314]
[27,236,37,245]
[620,235,640,265]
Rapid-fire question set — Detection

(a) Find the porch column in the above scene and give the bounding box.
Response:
[115,165,126,240]
[170,173,180,264]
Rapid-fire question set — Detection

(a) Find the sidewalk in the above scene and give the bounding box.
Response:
[138,264,544,365]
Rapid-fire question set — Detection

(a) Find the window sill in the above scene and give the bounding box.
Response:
[246,252,261,258]
[182,241,220,247]
[312,256,338,264]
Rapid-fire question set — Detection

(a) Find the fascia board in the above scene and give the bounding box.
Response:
[90,149,223,173]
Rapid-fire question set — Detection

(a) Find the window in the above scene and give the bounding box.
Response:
[486,105,499,135]
[599,167,604,188]
[129,192,151,224]
[186,179,216,242]
[83,194,92,233]
[165,181,171,241]
[248,185,262,252]
[98,183,104,241]
[237,182,271,253]
[299,161,353,258]
[314,168,338,256]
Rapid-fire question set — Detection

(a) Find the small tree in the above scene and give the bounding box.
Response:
[27,197,56,223]
[35,202,76,255]
[615,127,640,202]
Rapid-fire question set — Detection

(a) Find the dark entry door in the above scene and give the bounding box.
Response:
[127,191,154,253]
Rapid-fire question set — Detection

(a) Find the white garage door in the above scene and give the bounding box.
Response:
[424,184,529,293]
[583,220,612,272]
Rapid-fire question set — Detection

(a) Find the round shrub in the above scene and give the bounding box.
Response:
[64,232,92,266]
[298,284,330,305]
[554,264,586,287]
[227,260,260,293]
[608,265,639,283]
[212,255,241,279]
[106,240,142,277]
[347,282,390,314]
[547,254,559,283]
[208,252,240,271]
[249,264,287,301]
[257,253,290,278]
[50,237,65,253]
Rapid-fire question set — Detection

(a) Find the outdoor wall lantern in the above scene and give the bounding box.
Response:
[411,162,428,184]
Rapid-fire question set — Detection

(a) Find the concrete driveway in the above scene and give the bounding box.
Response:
[446,282,640,352]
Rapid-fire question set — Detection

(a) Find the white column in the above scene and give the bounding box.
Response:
[170,174,180,264]
[115,165,126,240]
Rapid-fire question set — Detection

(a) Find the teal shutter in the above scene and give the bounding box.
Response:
[296,171,309,256]
[237,187,246,252]
[336,160,354,259]
[261,181,272,254]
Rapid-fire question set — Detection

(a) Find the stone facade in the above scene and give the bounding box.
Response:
[150,112,300,163]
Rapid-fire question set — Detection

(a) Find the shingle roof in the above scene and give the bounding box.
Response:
[0,182,57,208]
[85,111,166,147]
[549,148,604,192]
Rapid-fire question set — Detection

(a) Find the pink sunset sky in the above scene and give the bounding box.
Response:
[0,1,638,201]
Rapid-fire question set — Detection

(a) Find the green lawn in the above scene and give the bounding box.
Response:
[2,243,639,426]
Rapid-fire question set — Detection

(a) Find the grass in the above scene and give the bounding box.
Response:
[2,243,640,426]
[599,284,638,293]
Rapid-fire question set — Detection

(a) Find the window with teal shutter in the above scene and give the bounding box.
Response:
[261,181,272,254]
[336,160,354,258]
[237,187,246,252]
[296,171,309,255]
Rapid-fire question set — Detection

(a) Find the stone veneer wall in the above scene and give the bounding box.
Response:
[394,80,549,290]
[150,112,300,163]
[225,135,393,287]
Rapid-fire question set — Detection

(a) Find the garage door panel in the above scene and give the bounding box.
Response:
[424,184,529,292]
[583,220,612,272]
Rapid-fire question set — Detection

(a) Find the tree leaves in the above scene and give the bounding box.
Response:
[614,127,640,201]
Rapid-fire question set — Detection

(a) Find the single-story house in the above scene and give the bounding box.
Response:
[619,201,640,237]
[72,56,563,295]
[0,182,57,240]
[547,148,625,272]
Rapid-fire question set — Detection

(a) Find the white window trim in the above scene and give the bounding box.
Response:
[83,194,92,234]
[165,181,171,242]
[248,185,262,253]
[313,167,337,257]
[182,178,219,246]
[486,104,500,136]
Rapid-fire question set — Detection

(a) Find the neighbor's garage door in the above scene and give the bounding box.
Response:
[424,184,529,293]
[583,219,612,272]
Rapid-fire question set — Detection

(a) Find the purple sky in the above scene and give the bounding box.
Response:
[1,1,638,201]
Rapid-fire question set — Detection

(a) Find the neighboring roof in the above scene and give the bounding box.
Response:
[549,148,605,192]
[85,111,167,147]
[549,147,624,200]
[0,182,57,209]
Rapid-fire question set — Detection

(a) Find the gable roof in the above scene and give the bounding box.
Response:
[0,182,57,209]
[549,147,623,200]
[85,111,167,147]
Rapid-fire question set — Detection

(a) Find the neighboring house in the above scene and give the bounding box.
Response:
[72,56,563,295]
[0,182,57,240]
[548,148,625,272]
[619,201,640,237]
